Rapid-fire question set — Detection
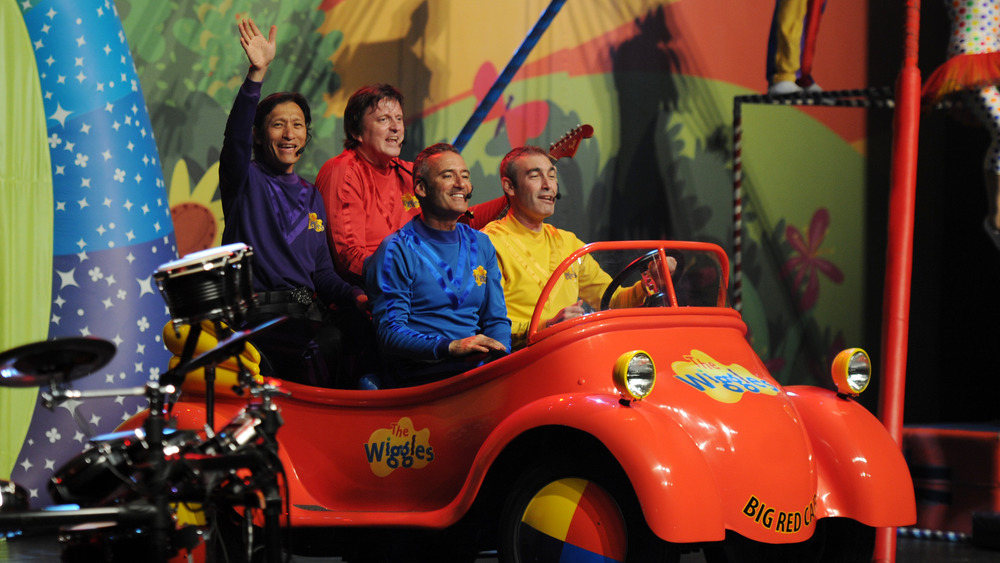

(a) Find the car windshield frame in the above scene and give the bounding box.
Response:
[526,240,731,346]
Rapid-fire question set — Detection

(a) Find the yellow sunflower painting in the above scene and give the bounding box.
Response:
[168,159,224,256]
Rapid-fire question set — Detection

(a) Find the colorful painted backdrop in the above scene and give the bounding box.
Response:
[2,0,870,505]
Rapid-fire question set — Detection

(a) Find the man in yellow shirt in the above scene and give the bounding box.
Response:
[482,146,649,349]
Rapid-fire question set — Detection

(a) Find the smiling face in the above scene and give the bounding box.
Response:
[502,153,558,231]
[256,100,307,174]
[354,98,404,168]
[415,150,471,230]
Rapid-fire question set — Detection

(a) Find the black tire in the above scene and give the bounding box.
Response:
[703,530,822,563]
[816,518,875,563]
[498,457,678,563]
[702,518,874,563]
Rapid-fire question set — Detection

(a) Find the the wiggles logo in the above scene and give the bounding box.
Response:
[473,265,487,286]
[308,212,325,232]
[364,417,435,477]
[563,263,579,280]
[402,192,420,210]
[672,350,778,403]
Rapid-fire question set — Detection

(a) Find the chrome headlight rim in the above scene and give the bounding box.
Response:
[613,350,656,401]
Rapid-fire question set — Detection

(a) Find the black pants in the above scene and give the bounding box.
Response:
[244,301,342,388]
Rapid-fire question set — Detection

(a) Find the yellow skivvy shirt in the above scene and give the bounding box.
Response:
[483,214,646,349]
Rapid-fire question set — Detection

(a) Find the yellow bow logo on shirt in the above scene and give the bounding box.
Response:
[308,213,325,232]
[473,265,487,286]
[402,193,420,211]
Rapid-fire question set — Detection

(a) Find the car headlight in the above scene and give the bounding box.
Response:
[831,348,871,396]
[613,351,656,401]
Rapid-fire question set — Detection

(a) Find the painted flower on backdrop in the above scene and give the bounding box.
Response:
[167,159,224,257]
[781,208,843,312]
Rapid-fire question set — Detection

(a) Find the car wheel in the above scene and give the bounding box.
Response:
[498,458,678,563]
[703,531,822,563]
[815,518,875,563]
[702,517,874,563]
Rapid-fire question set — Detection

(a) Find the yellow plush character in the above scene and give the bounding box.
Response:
[162,320,263,393]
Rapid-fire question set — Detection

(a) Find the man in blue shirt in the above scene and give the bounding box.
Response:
[364,144,510,386]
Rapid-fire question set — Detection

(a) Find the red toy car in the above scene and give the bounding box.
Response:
[114,240,915,562]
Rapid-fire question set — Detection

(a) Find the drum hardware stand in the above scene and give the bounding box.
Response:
[0,318,289,560]
[36,330,274,563]
[157,316,289,562]
[174,318,226,430]
[5,381,178,563]
[166,325,290,563]
[166,315,286,430]
[231,382,288,563]
[251,381,288,563]
[146,380,173,563]
[191,381,288,563]
[28,353,289,562]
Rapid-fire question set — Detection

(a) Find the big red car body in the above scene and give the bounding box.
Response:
[133,240,915,561]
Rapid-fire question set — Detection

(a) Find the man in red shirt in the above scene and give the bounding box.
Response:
[315,84,420,284]
[316,84,508,284]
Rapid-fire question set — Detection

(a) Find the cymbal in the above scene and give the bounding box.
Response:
[0,337,116,388]
[162,316,285,384]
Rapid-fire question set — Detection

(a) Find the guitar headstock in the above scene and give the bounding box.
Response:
[548,124,594,161]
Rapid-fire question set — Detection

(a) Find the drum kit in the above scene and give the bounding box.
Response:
[0,243,289,563]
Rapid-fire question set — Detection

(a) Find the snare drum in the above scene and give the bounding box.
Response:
[49,428,197,506]
[154,243,256,327]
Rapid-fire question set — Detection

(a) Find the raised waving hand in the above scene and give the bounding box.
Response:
[238,18,276,82]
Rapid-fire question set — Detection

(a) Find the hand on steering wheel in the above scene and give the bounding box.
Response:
[600,249,683,310]
[545,300,587,328]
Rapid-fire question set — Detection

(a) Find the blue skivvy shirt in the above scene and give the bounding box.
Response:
[365,217,511,363]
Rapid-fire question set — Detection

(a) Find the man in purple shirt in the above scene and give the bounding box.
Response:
[219,18,365,386]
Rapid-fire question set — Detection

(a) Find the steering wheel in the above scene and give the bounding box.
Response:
[600,249,684,310]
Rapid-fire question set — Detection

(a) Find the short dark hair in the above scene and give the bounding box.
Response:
[500,145,549,182]
[343,84,405,151]
[413,143,461,198]
[253,92,312,160]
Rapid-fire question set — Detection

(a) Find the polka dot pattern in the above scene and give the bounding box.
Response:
[948,0,1000,56]
[948,1,1000,171]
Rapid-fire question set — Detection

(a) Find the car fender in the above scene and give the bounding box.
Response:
[472,393,727,543]
[784,386,916,526]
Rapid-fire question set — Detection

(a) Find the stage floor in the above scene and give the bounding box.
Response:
[1,534,998,562]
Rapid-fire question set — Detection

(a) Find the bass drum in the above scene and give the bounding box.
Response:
[49,428,198,506]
